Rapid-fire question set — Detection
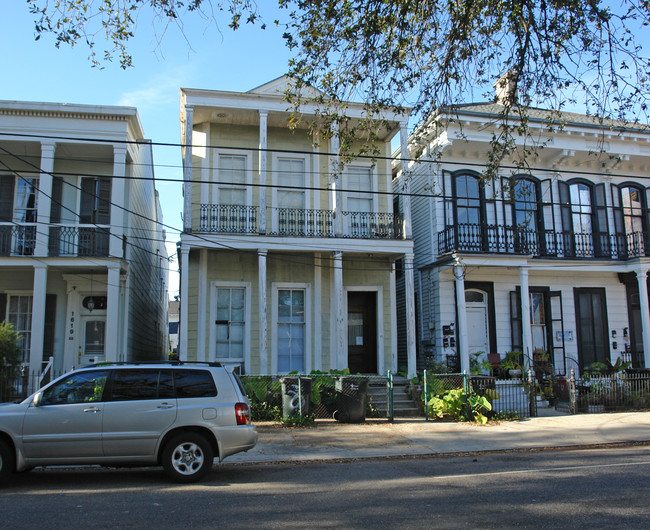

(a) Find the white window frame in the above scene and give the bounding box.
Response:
[272,282,312,373]
[6,291,34,363]
[271,153,311,233]
[209,281,251,372]
[343,164,377,214]
[211,150,253,206]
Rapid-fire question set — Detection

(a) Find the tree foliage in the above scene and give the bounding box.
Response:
[27,1,650,170]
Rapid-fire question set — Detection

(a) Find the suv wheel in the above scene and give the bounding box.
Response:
[162,433,214,483]
[0,440,15,479]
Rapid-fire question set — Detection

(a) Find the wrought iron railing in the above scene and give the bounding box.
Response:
[0,223,37,256]
[199,204,259,234]
[271,207,334,237]
[48,225,110,257]
[438,223,650,260]
[342,211,403,239]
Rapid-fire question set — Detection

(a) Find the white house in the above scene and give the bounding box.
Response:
[396,96,650,376]
[178,77,417,375]
[0,101,168,381]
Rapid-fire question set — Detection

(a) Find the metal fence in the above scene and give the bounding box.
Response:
[0,365,64,403]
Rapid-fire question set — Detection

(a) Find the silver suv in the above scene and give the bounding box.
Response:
[0,362,257,483]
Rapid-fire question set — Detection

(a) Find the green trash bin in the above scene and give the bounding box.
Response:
[333,377,369,423]
[280,376,312,418]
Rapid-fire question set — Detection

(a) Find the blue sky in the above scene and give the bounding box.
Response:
[1,2,292,299]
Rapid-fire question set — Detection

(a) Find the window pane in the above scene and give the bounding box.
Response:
[110,370,160,401]
[41,370,108,405]
[174,370,217,398]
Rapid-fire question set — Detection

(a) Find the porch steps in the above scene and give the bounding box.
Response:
[367,377,422,417]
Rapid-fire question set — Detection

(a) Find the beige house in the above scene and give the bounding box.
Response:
[178,77,416,375]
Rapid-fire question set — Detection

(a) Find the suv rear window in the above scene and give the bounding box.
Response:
[108,369,175,401]
[174,369,217,398]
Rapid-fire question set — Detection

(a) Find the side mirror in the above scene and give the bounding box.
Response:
[32,392,42,407]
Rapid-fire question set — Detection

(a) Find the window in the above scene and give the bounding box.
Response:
[277,157,306,234]
[14,178,39,223]
[277,289,305,372]
[455,173,481,225]
[80,177,111,224]
[215,287,245,362]
[346,167,374,236]
[174,370,217,398]
[570,183,592,235]
[40,370,109,405]
[7,295,32,362]
[109,370,173,401]
[217,155,247,205]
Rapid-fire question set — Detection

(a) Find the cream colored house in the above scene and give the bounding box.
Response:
[178,77,416,375]
[0,101,168,381]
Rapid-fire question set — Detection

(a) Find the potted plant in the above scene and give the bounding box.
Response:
[500,351,523,379]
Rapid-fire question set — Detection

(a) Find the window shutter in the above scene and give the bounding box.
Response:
[97,178,112,224]
[593,183,609,256]
[80,177,95,223]
[510,290,523,352]
[0,176,15,222]
[43,294,56,358]
[558,180,571,232]
[0,293,6,323]
[50,176,63,223]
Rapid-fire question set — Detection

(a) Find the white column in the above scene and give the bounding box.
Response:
[333,251,346,369]
[313,252,322,371]
[636,269,650,368]
[105,266,121,362]
[330,123,343,236]
[259,111,268,235]
[35,142,55,257]
[520,267,533,361]
[405,253,417,377]
[197,249,208,362]
[454,263,469,373]
[390,260,398,373]
[183,105,195,233]
[179,247,190,361]
[109,145,127,258]
[258,249,268,374]
[399,121,412,239]
[30,264,48,377]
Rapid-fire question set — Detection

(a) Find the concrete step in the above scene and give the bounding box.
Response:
[367,380,422,416]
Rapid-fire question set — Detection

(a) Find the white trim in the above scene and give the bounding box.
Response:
[271,152,311,233]
[211,149,254,206]
[209,281,251,372]
[342,163,378,214]
[390,261,398,373]
[197,249,208,362]
[271,282,312,373]
[313,253,322,371]
[344,285,384,375]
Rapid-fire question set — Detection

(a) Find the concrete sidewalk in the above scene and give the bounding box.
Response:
[227,411,650,464]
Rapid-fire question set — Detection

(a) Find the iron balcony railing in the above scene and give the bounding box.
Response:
[199,204,259,234]
[0,223,37,256]
[48,225,110,257]
[198,205,404,240]
[438,223,650,260]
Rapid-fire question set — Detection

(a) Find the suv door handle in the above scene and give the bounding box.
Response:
[158,403,175,409]
[84,407,101,413]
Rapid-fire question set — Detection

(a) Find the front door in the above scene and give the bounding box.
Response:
[466,289,489,356]
[574,288,610,371]
[81,316,106,364]
[347,291,377,373]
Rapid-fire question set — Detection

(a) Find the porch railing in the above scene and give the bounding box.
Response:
[0,223,37,256]
[439,223,650,260]
[199,204,259,234]
[48,225,110,257]
[270,208,333,237]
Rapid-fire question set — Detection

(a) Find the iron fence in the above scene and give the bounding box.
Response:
[0,365,64,403]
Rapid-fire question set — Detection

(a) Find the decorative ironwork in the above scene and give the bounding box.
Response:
[48,225,110,257]
[271,208,334,237]
[342,211,403,239]
[439,223,650,261]
[0,224,36,256]
[199,204,258,234]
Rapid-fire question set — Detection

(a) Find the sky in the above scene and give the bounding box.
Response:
[1,2,292,300]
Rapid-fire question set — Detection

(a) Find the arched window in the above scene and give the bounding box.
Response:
[613,183,647,258]
[558,180,608,257]
[453,172,483,251]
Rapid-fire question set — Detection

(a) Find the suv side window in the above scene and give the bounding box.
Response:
[174,369,217,398]
[108,369,175,401]
[40,370,109,405]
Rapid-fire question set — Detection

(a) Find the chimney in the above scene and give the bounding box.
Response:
[494,70,518,106]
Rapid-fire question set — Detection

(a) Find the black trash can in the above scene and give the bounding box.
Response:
[333,377,369,423]
[280,376,312,418]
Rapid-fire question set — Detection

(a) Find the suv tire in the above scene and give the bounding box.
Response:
[0,439,15,479]
[162,432,214,483]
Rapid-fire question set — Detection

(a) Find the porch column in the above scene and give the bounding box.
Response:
[197,249,207,362]
[179,247,190,361]
[183,105,194,233]
[520,267,533,361]
[454,262,469,373]
[258,249,268,374]
[35,142,55,257]
[389,260,398,373]
[258,111,268,235]
[105,265,121,362]
[313,253,322,371]
[405,253,416,377]
[635,268,650,368]
[399,120,412,239]
[30,264,48,378]
[109,145,127,258]
[333,251,346,369]
[330,123,343,237]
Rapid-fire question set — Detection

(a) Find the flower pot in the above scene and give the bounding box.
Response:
[508,369,522,379]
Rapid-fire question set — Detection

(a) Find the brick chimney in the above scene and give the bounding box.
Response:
[494,70,518,106]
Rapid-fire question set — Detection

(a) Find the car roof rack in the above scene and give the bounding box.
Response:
[80,360,223,368]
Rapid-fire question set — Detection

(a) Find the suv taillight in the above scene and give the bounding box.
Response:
[235,402,250,425]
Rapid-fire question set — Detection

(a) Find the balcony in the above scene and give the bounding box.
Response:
[197,205,404,240]
[48,225,110,257]
[438,223,650,260]
[0,223,36,256]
